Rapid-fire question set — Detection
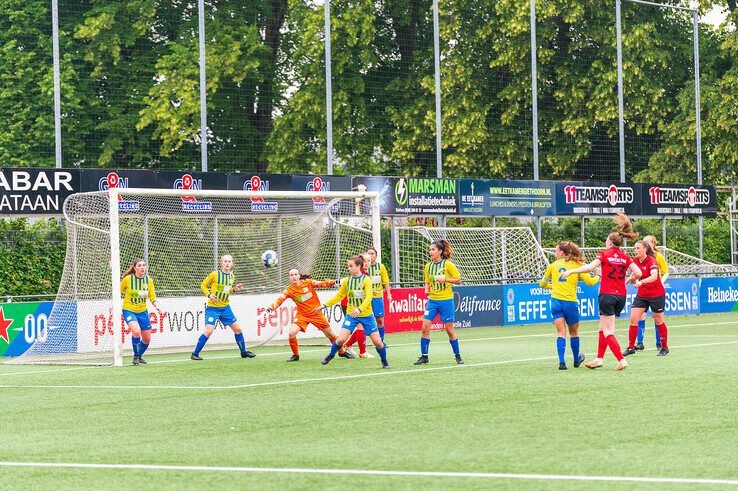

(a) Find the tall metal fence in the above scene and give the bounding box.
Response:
[1,0,705,182]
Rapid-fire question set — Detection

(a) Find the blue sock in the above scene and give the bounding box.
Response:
[637,319,646,343]
[235,332,246,353]
[570,336,580,363]
[420,337,430,356]
[139,341,149,356]
[449,338,460,356]
[655,321,661,345]
[193,334,209,355]
[378,327,385,342]
[556,337,566,364]
[328,341,341,358]
[131,336,140,356]
[376,346,387,363]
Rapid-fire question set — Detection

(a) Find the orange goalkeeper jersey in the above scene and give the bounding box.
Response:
[269,279,336,317]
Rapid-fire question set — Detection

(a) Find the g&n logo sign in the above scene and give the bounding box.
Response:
[174,174,212,212]
[244,176,277,212]
[99,172,139,211]
[307,177,336,212]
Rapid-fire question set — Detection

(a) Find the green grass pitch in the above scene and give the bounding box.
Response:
[1,312,737,489]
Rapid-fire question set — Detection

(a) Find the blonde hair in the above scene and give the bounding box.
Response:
[643,235,662,254]
[608,213,639,246]
[557,241,586,264]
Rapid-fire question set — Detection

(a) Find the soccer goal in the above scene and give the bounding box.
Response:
[395,226,549,286]
[9,188,380,365]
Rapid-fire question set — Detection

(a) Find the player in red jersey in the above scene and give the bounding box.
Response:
[561,213,642,371]
[623,240,670,357]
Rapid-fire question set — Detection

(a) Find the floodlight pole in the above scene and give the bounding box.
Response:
[433,0,443,178]
[197,0,208,171]
[616,0,625,183]
[325,0,334,175]
[693,9,704,259]
[52,0,62,168]
[530,0,539,180]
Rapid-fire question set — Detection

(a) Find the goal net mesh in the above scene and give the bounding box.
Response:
[9,191,376,365]
[397,227,549,286]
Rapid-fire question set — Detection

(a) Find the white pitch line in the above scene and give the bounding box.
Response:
[0,462,735,485]
[1,340,736,392]
[0,318,735,379]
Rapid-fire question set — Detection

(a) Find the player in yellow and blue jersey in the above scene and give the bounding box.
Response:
[637,235,669,350]
[540,241,599,370]
[365,246,392,344]
[121,258,163,365]
[316,255,389,368]
[414,239,463,366]
[190,254,255,360]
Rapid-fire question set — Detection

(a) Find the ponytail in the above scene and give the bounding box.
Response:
[432,239,453,259]
[350,255,364,268]
[557,241,586,264]
[609,213,639,246]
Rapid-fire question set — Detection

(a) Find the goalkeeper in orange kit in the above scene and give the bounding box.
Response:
[268,269,355,362]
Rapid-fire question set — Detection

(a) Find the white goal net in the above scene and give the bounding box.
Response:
[396,226,549,286]
[9,189,379,365]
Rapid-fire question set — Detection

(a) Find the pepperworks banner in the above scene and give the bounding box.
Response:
[0,168,80,215]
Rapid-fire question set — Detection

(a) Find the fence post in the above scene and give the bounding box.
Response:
[197,0,208,172]
[616,0,625,183]
[52,0,62,168]
[391,219,400,285]
[693,10,704,259]
[530,0,539,180]
[433,0,442,178]
[324,0,334,175]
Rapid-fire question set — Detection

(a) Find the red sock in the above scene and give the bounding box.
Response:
[606,334,623,361]
[656,323,669,349]
[597,331,607,359]
[356,329,367,354]
[288,337,299,356]
[628,325,638,349]
[345,330,358,348]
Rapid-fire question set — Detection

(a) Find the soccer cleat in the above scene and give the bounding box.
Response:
[414,355,429,365]
[343,347,356,357]
[287,355,300,362]
[321,355,334,365]
[137,357,147,364]
[241,350,256,358]
[559,362,567,370]
[614,359,628,371]
[585,359,603,369]
[657,348,670,356]
[381,360,390,369]
[338,350,355,360]
[191,354,203,361]
[656,343,662,349]
[358,352,374,358]
[622,348,637,357]
[574,353,585,368]
[455,354,464,365]
[132,356,140,366]
[635,342,645,351]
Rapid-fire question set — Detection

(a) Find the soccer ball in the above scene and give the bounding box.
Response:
[261,250,278,268]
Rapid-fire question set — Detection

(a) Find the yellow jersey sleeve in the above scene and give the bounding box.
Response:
[201,272,216,297]
[656,253,668,278]
[148,277,157,303]
[120,275,130,299]
[540,264,553,289]
[579,271,600,287]
[358,276,374,316]
[424,263,432,286]
[325,278,349,307]
[380,264,390,288]
[445,261,461,280]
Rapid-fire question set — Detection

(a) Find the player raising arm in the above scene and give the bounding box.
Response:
[121,258,163,365]
[540,241,599,370]
[191,254,255,360]
[316,255,389,369]
[365,246,392,344]
[623,240,670,357]
[268,269,354,362]
[561,213,641,371]
[414,239,463,366]
[636,235,669,350]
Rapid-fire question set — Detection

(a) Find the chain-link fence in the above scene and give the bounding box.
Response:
[0,0,709,181]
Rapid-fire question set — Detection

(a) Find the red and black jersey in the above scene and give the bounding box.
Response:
[634,255,666,298]
[598,247,633,297]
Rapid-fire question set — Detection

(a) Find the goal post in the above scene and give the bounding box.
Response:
[10,188,380,366]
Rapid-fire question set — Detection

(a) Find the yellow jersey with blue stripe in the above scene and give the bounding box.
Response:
[655,251,668,278]
[540,259,599,302]
[325,274,373,317]
[424,259,460,301]
[366,262,390,299]
[201,270,235,308]
[120,274,157,313]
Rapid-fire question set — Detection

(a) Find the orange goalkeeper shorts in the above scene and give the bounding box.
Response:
[295,314,331,332]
